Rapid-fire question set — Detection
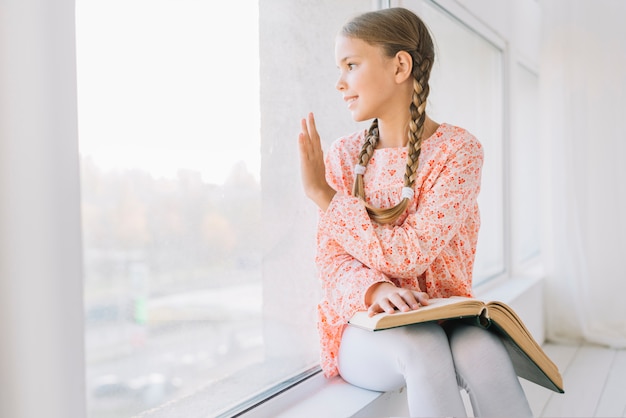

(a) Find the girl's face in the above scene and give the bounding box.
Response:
[335,35,406,122]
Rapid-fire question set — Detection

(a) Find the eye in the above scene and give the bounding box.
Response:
[337,62,357,74]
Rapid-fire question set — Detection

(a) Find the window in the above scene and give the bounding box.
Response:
[77,1,537,416]
[416,0,506,283]
[510,63,541,268]
[76,1,267,416]
[76,1,371,416]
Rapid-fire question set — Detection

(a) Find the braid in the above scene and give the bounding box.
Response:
[404,61,430,188]
[343,7,434,224]
[357,120,379,168]
[352,119,379,199]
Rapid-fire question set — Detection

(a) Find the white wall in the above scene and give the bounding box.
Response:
[0,1,86,417]
[259,0,374,360]
[539,0,626,346]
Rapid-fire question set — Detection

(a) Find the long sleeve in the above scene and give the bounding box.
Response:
[315,229,392,323]
[319,137,483,279]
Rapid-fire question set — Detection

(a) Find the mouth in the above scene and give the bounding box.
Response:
[344,95,358,108]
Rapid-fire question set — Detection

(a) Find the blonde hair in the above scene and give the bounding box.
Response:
[342,8,435,224]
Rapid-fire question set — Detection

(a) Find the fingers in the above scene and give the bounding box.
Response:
[299,113,315,140]
[388,292,414,312]
[414,291,429,306]
[307,112,319,142]
[367,289,429,316]
[298,113,325,179]
[298,120,313,166]
[299,113,321,149]
[368,302,389,316]
[300,116,309,140]
[298,126,310,162]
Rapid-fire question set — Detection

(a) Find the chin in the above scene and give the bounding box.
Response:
[350,111,372,123]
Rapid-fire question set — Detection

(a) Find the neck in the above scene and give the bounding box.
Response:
[376,115,439,148]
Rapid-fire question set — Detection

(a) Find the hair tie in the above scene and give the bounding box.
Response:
[401,187,415,200]
[354,164,366,175]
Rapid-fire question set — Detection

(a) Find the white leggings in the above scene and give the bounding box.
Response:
[338,322,533,417]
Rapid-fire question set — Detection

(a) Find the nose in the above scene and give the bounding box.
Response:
[335,74,346,91]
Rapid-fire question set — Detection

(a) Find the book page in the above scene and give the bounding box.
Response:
[349,297,484,330]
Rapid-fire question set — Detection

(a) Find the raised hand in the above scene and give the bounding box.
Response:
[298,112,336,210]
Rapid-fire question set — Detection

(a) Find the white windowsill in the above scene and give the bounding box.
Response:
[240,275,545,418]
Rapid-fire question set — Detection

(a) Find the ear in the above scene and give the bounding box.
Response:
[394,50,413,84]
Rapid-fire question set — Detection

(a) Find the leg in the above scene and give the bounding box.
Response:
[338,323,467,417]
[447,323,533,417]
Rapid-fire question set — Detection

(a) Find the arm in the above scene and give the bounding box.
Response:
[320,139,483,278]
[298,112,430,315]
[317,233,429,317]
[316,238,387,320]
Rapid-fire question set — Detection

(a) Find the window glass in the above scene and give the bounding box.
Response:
[418,1,505,283]
[76,1,265,416]
[511,64,541,266]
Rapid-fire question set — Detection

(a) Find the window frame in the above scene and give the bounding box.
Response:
[415,0,510,285]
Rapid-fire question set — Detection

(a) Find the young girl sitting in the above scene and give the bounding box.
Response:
[298,7,532,417]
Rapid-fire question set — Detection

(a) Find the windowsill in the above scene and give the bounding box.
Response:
[137,275,545,418]
[240,372,386,418]
[239,275,546,418]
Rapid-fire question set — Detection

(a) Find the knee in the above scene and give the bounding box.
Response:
[393,322,452,359]
[449,324,504,356]
[448,324,510,375]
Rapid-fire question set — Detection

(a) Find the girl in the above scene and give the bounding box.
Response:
[298,7,532,417]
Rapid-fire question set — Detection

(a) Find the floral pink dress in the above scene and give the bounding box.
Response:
[316,123,484,378]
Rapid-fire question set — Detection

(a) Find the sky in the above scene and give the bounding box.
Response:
[75,0,260,185]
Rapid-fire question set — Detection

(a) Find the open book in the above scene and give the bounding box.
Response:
[349,296,564,393]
